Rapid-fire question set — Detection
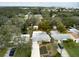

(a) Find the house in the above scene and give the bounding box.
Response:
[25,14,43,20]
[51,34,72,41]
[69,28,79,43]
[34,14,43,20]
[31,31,51,42]
[50,31,72,43]
[69,28,79,35]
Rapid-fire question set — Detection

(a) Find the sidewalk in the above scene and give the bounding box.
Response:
[61,48,70,57]
[57,46,69,57]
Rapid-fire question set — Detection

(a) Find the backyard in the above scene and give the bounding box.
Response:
[39,42,61,57]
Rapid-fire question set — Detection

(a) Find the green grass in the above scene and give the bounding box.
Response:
[14,41,32,57]
[14,46,31,57]
[53,52,61,57]
[0,48,7,57]
[63,41,79,57]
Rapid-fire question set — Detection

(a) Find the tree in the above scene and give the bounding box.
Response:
[5,16,26,34]
[0,16,26,48]
[55,17,67,33]
[41,9,51,20]
[50,10,53,17]
[62,17,79,28]
[0,16,10,26]
[0,24,21,48]
[38,20,51,33]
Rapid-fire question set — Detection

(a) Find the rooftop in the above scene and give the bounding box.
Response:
[50,31,72,40]
[31,31,51,42]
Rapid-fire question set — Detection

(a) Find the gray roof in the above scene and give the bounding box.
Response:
[69,28,79,34]
[51,34,71,40]
[50,31,72,40]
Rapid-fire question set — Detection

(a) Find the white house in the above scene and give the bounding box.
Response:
[69,28,79,43]
[31,31,51,42]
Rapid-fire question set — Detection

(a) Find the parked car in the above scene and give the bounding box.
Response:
[58,43,64,49]
[9,48,16,56]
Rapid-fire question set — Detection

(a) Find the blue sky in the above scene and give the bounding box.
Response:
[0,2,79,8]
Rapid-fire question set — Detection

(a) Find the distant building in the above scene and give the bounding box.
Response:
[25,14,43,23]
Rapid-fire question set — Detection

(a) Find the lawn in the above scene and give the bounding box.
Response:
[14,41,32,57]
[14,47,31,57]
[63,39,79,57]
[0,48,7,57]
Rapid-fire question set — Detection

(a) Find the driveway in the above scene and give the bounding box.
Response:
[31,41,40,57]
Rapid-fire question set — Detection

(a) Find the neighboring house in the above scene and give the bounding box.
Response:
[69,28,79,34]
[34,14,43,20]
[69,28,79,43]
[51,34,72,41]
[50,31,72,43]
[34,14,43,25]
[31,31,51,42]
[25,14,43,21]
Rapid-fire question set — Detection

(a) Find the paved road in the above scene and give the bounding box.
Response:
[4,48,12,57]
